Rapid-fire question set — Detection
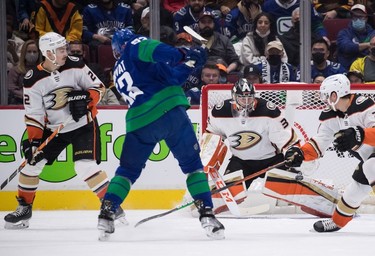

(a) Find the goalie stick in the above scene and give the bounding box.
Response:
[0,116,73,190]
[134,160,287,227]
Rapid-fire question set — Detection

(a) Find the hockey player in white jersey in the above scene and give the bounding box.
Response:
[204,78,299,213]
[285,74,375,232]
[4,32,125,229]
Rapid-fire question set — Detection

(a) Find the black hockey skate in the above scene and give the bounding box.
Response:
[313,219,341,233]
[196,200,225,240]
[98,200,116,241]
[4,197,32,229]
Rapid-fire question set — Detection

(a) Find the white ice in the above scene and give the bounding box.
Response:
[1,210,375,256]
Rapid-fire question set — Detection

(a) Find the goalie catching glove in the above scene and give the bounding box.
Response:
[67,90,90,122]
[22,139,44,165]
[333,126,364,152]
[284,147,304,167]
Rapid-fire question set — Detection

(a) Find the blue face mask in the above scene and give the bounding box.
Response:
[352,19,366,31]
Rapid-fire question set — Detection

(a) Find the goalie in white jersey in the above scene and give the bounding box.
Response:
[203,78,299,213]
[3,32,125,229]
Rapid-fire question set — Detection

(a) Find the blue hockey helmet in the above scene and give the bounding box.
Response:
[112,28,134,60]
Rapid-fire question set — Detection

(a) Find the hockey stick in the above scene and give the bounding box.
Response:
[134,160,287,227]
[0,116,73,190]
[183,26,208,44]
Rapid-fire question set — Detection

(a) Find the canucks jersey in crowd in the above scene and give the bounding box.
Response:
[296,60,347,81]
[113,35,194,132]
[174,6,222,34]
[82,2,133,43]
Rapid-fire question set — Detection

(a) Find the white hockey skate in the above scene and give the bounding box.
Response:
[4,197,32,229]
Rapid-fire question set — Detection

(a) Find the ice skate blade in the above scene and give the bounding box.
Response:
[4,219,29,229]
[98,230,111,241]
[204,227,225,240]
[115,214,129,226]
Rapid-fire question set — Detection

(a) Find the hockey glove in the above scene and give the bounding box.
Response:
[333,126,364,152]
[67,90,90,122]
[284,147,304,167]
[182,47,207,68]
[22,139,44,166]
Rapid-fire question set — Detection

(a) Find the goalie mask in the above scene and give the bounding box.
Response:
[112,28,135,60]
[320,74,350,111]
[231,78,256,120]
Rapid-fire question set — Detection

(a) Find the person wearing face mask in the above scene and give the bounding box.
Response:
[257,40,296,83]
[240,12,287,65]
[198,11,240,74]
[7,40,42,105]
[296,38,346,82]
[336,4,375,70]
[349,35,375,83]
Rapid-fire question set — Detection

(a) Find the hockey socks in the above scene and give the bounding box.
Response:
[186,171,213,208]
[18,173,39,204]
[104,176,131,211]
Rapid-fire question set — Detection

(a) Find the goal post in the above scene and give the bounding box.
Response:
[200,83,375,214]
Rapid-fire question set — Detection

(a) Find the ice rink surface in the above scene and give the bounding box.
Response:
[0,210,374,256]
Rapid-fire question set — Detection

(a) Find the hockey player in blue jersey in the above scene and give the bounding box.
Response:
[97,28,225,240]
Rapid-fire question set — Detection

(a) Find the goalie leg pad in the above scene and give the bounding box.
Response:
[262,169,340,217]
[200,133,227,173]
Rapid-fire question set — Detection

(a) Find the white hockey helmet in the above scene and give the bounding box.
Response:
[320,74,350,108]
[39,32,67,63]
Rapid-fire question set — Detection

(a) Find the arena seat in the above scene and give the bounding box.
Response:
[323,18,351,42]
[97,44,116,71]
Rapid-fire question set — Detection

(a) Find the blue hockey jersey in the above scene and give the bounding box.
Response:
[82,3,133,42]
[113,35,193,132]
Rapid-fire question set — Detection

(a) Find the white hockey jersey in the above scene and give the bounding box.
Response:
[301,94,375,162]
[23,56,105,139]
[206,98,299,160]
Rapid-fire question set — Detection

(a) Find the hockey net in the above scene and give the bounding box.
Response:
[200,83,375,214]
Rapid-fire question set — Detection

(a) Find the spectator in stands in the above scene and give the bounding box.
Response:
[198,11,240,73]
[34,0,82,42]
[243,63,262,84]
[133,2,173,33]
[279,7,319,67]
[346,70,364,84]
[349,34,375,83]
[7,15,25,58]
[257,40,296,83]
[137,7,150,36]
[17,0,39,38]
[163,0,186,14]
[217,63,228,84]
[313,1,353,19]
[205,0,239,16]
[173,0,221,34]
[69,41,121,105]
[313,73,325,84]
[185,63,222,105]
[336,4,375,70]
[240,12,286,65]
[7,40,42,105]
[297,38,346,82]
[261,0,328,43]
[226,0,262,42]
[82,0,133,45]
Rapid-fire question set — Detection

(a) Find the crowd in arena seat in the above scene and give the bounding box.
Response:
[5,0,375,105]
